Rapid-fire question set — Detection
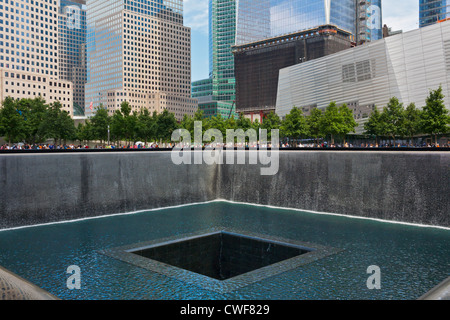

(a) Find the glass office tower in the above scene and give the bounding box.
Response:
[59,0,87,116]
[235,0,357,46]
[85,0,196,120]
[209,0,236,103]
[420,0,450,27]
[356,0,383,44]
[192,0,238,118]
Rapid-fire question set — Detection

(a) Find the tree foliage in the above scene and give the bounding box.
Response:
[420,86,450,144]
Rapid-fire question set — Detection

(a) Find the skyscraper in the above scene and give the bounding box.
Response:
[420,0,450,28]
[232,0,383,120]
[235,0,383,46]
[235,0,358,45]
[0,0,74,114]
[356,0,383,44]
[85,0,196,120]
[192,0,238,119]
[58,0,87,116]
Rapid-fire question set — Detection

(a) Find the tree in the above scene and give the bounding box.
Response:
[364,108,383,144]
[156,109,178,143]
[90,105,110,144]
[19,97,48,145]
[338,104,358,143]
[379,97,405,144]
[116,102,138,144]
[110,109,126,144]
[403,103,421,145]
[225,115,237,133]
[306,108,324,146]
[236,113,252,131]
[320,102,342,145]
[76,122,94,144]
[251,119,260,134]
[206,114,226,140]
[280,107,309,146]
[137,109,157,144]
[40,101,74,145]
[56,109,76,144]
[0,97,26,145]
[260,111,281,140]
[420,86,450,145]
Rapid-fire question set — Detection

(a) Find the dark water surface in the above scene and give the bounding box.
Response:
[0,201,448,300]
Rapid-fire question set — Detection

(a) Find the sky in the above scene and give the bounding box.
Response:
[184,0,420,82]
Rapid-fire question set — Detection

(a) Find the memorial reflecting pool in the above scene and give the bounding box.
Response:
[0,201,448,300]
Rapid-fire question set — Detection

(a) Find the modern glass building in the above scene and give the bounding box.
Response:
[192,0,238,119]
[420,0,450,28]
[85,0,196,120]
[235,0,383,46]
[356,0,383,44]
[59,0,87,116]
[236,0,358,46]
[233,25,353,120]
[232,0,383,118]
[276,20,450,134]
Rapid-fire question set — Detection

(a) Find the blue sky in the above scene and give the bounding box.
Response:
[185,0,420,82]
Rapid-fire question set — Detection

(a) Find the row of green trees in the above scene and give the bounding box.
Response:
[0,97,75,145]
[364,87,449,144]
[1,87,448,146]
[0,97,360,146]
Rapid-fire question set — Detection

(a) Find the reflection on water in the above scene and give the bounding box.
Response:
[0,201,449,300]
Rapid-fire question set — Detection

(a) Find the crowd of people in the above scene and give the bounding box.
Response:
[280,141,450,148]
[0,143,165,150]
[1,140,449,150]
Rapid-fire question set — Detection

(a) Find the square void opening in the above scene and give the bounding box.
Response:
[101,228,342,293]
[129,231,310,281]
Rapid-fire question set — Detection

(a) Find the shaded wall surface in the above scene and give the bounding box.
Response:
[0,151,448,229]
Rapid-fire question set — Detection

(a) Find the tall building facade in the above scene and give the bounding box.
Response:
[356,0,383,44]
[233,0,382,118]
[0,0,73,114]
[58,0,87,116]
[276,21,450,134]
[85,0,196,120]
[192,0,238,119]
[235,0,360,46]
[233,25,353,121]
[420,0,450,28]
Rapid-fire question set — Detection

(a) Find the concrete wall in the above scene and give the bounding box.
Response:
[0,152,218,229]
[220,151,449,227]
[0,150,448,229]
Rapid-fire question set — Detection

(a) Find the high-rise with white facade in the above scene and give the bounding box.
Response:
[85,0,196,120]
[0,0,73,114]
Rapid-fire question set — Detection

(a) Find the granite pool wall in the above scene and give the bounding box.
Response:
[0,150,448,229]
